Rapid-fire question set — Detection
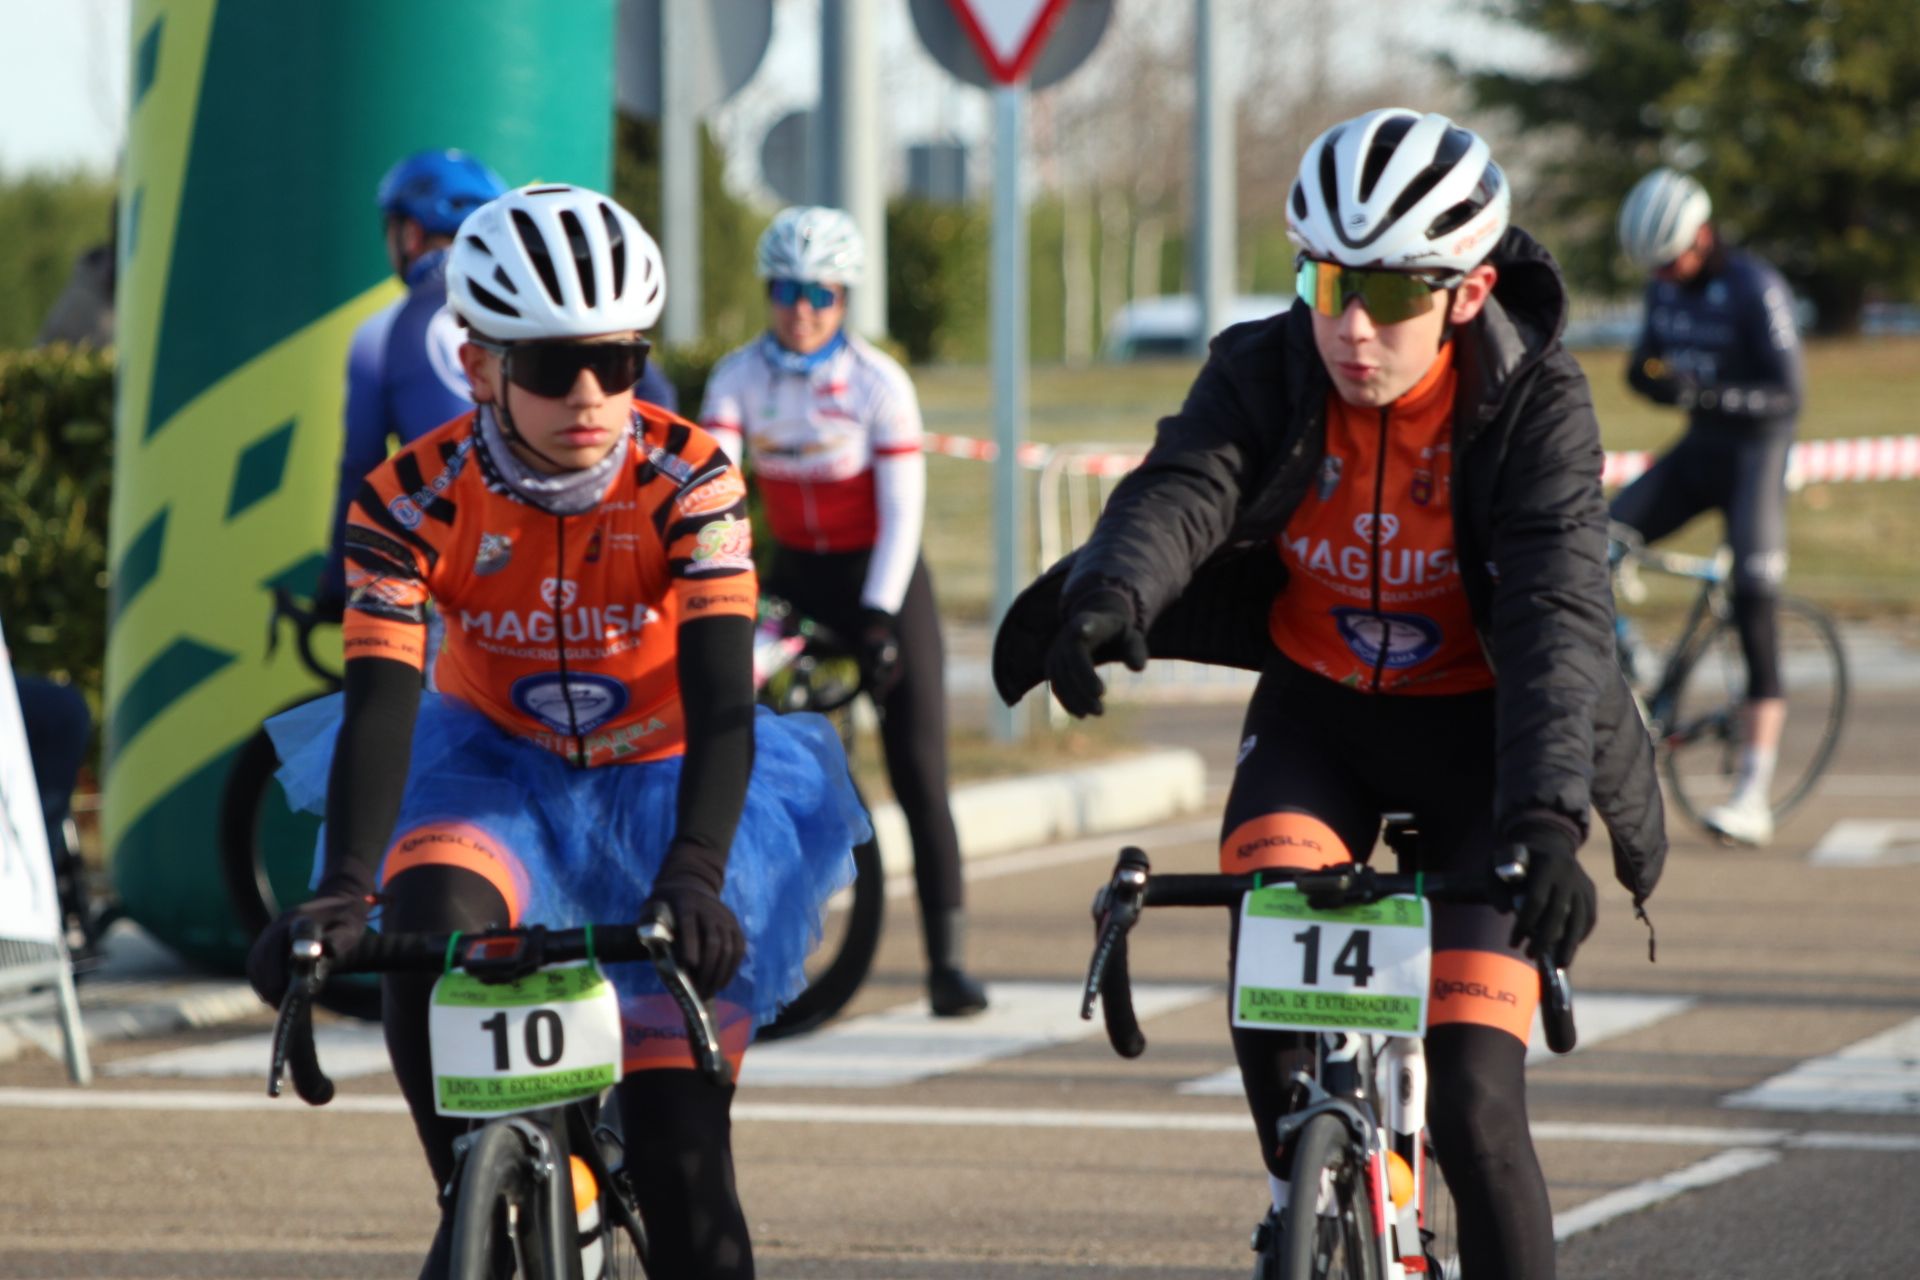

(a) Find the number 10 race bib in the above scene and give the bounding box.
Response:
[1232,886,1432,1037]
[428,961,624,1117]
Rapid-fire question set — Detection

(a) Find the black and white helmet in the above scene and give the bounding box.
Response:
[755,206,866,287]
[447,184,666,340]
[1618,168,1711,272]
[1288,108,1510,274]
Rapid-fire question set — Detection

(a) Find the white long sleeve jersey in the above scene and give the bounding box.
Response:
[699,333,927,613]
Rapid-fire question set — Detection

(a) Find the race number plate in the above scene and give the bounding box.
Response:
[428,961,623,1117]
[1232,887,1431,1037]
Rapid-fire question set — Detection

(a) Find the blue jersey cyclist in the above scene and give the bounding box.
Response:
[248,184,863,1280]
[318,149,678,616]
[1613,168,1804,846]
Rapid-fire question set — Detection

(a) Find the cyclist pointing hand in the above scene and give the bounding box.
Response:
[998,109,1667,1279]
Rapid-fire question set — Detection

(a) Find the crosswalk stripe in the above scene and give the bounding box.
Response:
[106,1022,391,1081]
[1173,993,1694,1096]
[743,980,1215,1088]
[1722,1015,1920,1114]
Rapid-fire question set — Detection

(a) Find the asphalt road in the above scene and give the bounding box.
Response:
[3,683,1918,1278]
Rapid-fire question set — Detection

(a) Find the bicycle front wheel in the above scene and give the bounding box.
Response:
[757,779,885,1041]
[449,1123,556,1280]
[1282,1114,1382,1280]
[1662,596,1847,827]
[1417,1137,1458,1279]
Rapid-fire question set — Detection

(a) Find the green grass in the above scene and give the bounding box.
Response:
[912,336,1920,620]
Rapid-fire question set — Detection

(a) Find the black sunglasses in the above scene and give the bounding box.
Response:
[474,338,652,398]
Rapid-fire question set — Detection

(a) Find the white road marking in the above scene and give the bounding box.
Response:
[1174,994,1694,1096]
[1808,820,1920,867]
[5,1086,1917,1159]
[888,816,1221,900]
[1722,1015,1920,1114]
[742,980,1215,1088]
[106,1022,392,1081]
[1551,1148,1782,1240]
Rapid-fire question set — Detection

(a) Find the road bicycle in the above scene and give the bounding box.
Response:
[269,909,729,1278]
[1609,526,1847,832]
[221,587,884,1035]
[1081,816,1576,1279]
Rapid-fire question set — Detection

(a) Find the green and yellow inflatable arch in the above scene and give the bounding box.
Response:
[109,0,615,967]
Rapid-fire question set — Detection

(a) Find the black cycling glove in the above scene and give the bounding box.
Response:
[1045,588,1148,718]
[1505,832,1596,970]
[855,607,904,701]
[643,841,744,999]
[246,863,375,1007]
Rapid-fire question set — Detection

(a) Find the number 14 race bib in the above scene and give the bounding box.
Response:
[428,961,624,1118]
[1232,886,1432,1037]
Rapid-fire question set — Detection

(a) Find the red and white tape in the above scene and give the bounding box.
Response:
[928,432,1920,487]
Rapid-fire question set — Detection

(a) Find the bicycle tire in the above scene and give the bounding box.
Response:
[757,782,885,1041]
[449,1123,556,1280]
[1418,1137,1458,1279]
[218,714,383,1021]
[600,1169,648,1280]
[1282,1113,1381,1280]
[1661,595,1847,828]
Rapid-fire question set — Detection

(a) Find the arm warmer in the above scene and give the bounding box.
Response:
[322,657,422,884]
[860,449,926,613]
[672,613,757,871]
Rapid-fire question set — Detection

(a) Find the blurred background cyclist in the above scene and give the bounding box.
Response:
[1613,168,1804,846]
[700,206,989,1017]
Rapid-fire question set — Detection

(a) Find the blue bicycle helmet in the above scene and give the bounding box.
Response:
[376,149,508,236]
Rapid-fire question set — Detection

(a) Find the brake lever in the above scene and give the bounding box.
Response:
[637,905,732,1087]
[1081,851,1148,1019]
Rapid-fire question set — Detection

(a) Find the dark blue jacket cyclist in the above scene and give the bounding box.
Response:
[1612,168,1803,847]
[317,150,679,612]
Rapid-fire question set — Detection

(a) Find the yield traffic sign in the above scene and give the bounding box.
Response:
[944,0,1073,84]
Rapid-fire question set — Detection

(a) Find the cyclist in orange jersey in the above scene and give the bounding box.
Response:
[247,184,863,1280]
[995,111,1667,1279]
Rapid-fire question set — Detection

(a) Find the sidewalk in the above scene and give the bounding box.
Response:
[0,746,1207,1071]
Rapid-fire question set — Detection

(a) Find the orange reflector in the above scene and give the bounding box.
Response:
[1386,1150,1414,1209]
[569,1155,599,1216]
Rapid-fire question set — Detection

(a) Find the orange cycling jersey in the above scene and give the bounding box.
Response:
[1268,349,1494,695]
[342,405,757,765]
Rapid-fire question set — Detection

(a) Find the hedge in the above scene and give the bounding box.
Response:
[0,344,115,715]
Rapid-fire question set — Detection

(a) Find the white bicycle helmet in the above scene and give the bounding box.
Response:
[1618,168,1711,272]
[447,184,665,340]
[756,206,866,287]
[1287,108,1510,274]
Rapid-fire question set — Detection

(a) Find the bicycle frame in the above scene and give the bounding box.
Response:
[1611,536,1734,739]
[1082,830,1576,1279]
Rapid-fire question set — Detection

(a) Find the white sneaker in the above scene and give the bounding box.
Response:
[1701,789,1774,846]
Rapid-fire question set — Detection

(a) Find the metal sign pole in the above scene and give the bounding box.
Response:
[1193,0,1234,350]
[661,0,701,344]
[990,82,1029,743]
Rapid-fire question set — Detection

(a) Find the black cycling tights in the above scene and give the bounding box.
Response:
[381,864,753,1279]
[765,549,964,928]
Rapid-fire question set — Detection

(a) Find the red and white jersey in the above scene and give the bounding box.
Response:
[699,333,923,555]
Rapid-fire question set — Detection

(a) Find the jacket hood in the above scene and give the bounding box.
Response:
[1483,225,1569,353]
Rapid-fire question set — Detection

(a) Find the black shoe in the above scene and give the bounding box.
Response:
[928,966,989,1017]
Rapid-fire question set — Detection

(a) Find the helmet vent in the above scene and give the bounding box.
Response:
[1291,182,1307,220]
[1427,161,1504,239]
[601,205,627,299]
[492,265,518,295]
[463,234,493,258]
[1358,115,1415,203]
[468,282,521,319]
[525,185,571,195]
[511,210,566,306]
[1318,142,1343,229]
[558,209,596,308]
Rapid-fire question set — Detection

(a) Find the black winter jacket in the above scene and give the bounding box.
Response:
[994,227,1666,906]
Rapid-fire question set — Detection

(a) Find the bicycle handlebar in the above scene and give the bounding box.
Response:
[267,587,344,690]
[1081,848,1578,1060]
[268,911,733,1105]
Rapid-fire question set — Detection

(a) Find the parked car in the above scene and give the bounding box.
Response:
[1102,293,1294,360]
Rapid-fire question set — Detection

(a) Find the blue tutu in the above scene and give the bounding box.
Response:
[267,693,867,1033]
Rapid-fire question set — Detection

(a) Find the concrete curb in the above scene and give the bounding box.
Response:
[866,747,1208,876]
[0,747,1208,1066]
